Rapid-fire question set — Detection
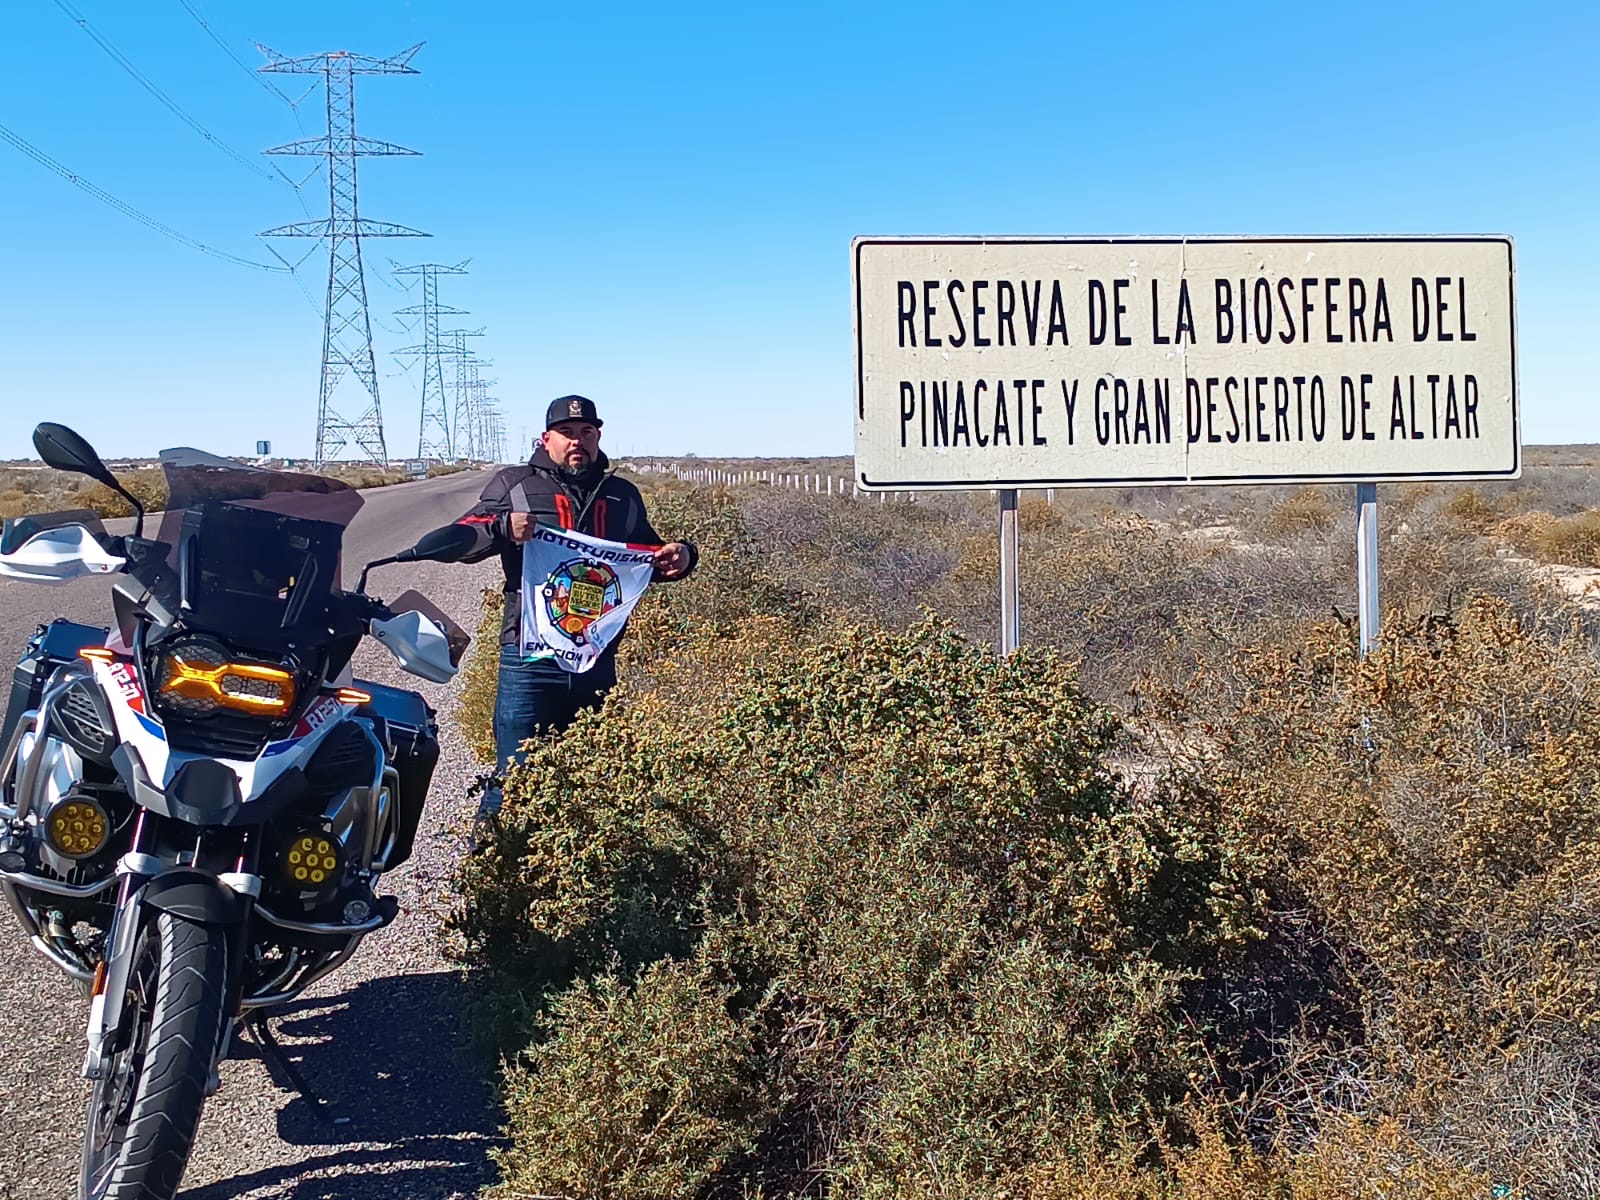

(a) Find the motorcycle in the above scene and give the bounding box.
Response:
[0,423,474,1200]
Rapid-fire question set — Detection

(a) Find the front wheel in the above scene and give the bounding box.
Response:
[81,910,228,1200]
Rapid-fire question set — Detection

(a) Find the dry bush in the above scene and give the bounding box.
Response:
[1169,599,1600,1196]
[318,464,409,490]
[1259,489,1339,537]
[1440,487,1499,532]
[0,467,85,519]
[1531,510,1600,565]
[1019,496,1065,533]
[1493,464,1600,518]
[1490,508,1600,567]
[493,958,767,1200]
[457,587,506,766]
[1022,1112,1491,1200]
[72,469,169,518]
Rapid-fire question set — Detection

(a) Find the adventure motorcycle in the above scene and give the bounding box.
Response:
[0,424,475,1200]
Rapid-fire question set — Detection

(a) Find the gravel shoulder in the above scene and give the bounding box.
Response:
[0,473,508,1200]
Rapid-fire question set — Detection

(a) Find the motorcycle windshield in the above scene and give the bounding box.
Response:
[154,448,363,649]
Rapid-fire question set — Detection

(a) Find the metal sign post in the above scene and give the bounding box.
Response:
[999,489,1020,654]
[1356,483,1379,657]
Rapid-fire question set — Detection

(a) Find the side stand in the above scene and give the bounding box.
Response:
[245,1011,352,1129]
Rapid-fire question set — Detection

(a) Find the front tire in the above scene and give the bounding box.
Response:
[81,911,228,1200]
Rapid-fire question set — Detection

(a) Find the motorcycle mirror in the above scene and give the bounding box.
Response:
[33,423,119,488]
[399,523,477,564]
[32,423,146,536]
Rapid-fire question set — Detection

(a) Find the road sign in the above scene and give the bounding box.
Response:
[256,440,272,456]
[405,459,428,480]
[854,236,1518,490]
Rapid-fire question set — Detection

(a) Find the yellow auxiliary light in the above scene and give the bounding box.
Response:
[283,832,341,890]
[160,654,295,717]
[45,798,111,860]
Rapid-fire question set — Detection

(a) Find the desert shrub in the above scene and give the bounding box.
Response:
[620,482,814,663]
[1440,486,1499,532]
[457,587,506,766]
[736,483,965,631]
[1531,509,1600,565]
[1173,598,1600,1194]
[494,957,770,1200]
[1019,496,1065,533]
[1259,489,1339,537]
[1493,511,1554,560]
[72,469,168,518]
[453,619,1269,1198]
[1022,1112,1491,1200]
[452,476,1581,1196]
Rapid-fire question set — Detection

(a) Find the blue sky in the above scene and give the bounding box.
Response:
[0,1,1595,461]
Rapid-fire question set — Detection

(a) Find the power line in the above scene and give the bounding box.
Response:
[0,120,287,272]
[172,0,307,121]
[168,0,322,224]
[51,0,280,184]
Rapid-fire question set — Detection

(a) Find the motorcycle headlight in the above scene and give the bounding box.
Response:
[281,829,343,893]
[153,639,296,718]
[45,797,111,860]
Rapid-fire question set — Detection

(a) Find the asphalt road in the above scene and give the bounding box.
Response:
[0,468,510,1200]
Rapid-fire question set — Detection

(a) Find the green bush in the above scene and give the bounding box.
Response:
[454,618,1270,1198]
[494,957,769,1199]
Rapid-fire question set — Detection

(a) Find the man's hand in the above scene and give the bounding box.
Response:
[508,513,534,543]
[653,542,691,578]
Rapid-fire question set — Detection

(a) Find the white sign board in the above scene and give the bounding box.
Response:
[853,236,1518,489]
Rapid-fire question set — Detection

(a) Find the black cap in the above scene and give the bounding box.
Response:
[545,395,603,429]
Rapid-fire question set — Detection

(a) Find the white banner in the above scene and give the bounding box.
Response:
[519,525,657,673]
[853,236,1518,489]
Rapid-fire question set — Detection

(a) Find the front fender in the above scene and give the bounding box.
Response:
[142,870,247,925]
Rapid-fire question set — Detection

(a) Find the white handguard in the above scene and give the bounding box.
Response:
[0,525,125,584]
[371,609,459,683]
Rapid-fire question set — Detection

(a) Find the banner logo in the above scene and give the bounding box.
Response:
[543,559,622,645]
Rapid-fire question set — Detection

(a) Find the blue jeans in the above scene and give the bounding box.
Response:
[481,646,616,815]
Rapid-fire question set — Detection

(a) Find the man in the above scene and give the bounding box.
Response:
[454,395,697,808]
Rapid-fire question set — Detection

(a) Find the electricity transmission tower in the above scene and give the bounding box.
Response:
[393,261,469,459]
[482,401,507,463]
[467,372,499,462]
[258,44,429,466]
[471,370,501,462]
[444,327,485,460]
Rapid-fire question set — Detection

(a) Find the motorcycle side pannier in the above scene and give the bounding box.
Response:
[353,679,439,871]
[1,619,108,758]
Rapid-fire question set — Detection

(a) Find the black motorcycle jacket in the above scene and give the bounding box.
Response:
[454,447,698,649]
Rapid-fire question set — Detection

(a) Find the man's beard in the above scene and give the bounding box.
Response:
[556,452,597,482]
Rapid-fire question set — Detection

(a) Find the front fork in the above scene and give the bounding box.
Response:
[83,813,260,1088]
